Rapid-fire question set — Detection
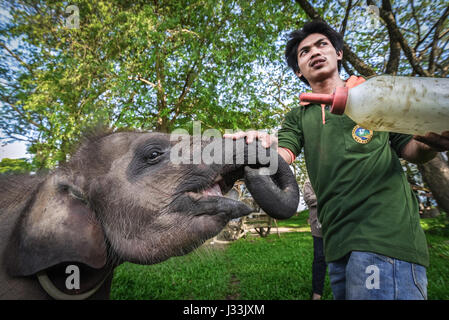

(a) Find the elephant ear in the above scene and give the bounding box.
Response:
[5,174,107,277]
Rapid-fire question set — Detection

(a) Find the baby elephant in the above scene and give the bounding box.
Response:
[0,130,298,299]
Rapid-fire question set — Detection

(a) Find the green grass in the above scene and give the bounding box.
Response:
[275,211,310,228]
[110,247,231,300]
[224,232,332,300]
[110,211,449,300]
[420,212,449,300]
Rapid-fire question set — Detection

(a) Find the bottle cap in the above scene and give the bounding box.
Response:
[330,87,348,115]
[299,87,348,115]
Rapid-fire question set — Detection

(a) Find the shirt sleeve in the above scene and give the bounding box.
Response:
[389,132,413,157]
[278,108,304,158]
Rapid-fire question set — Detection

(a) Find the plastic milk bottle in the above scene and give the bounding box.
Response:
[299,75,449,136]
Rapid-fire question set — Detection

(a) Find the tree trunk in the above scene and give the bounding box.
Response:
[156,116,170,133]
[418,153,449,214]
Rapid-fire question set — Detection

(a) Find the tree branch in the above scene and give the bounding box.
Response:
[373,0,430,76]
[129,75,157,89]
[135,107,158,119]
[416,5,449,50]
[436,34,449,64]
[379,0,401,74]
[342,59,355,76]
[439,28,449,41]
[0,130,32,143]
[294,0,322,20]
[295,0,376,77]
[343,44,378,76]
[417,28,449,60]
[176,65,198,109]
[409,0,422,50]
[428,5,449,74]
[339,0,353,37]
[0,42,35,75]
[114,91,136,124]
[0,95,42,129]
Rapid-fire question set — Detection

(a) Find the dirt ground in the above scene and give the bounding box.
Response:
[204,226,310,247]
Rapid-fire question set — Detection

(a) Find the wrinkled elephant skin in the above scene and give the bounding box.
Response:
[0,131,298,299]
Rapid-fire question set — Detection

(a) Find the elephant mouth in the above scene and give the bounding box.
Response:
[202,165,245,197]
[185,165,243,199]
[175,165,252,219]
[200,182,223,197]
[211,164,246,194]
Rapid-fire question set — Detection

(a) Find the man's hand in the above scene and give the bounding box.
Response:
[223,130,278,148]
[223,131,293,164]
[413,131,449,152]
[402,131,449,164]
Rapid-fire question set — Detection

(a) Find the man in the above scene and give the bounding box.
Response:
[303,179,327,300]
[224,20,449,300]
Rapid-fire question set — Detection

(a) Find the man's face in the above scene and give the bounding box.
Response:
[296,33,342,84]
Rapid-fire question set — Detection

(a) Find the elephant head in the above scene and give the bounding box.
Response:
[1,130,298,299]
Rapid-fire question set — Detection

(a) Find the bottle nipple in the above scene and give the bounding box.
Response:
[300,87,348,115]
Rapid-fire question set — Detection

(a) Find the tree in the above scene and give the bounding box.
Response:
[3,0,447,212]
[0,0,305,168]
[294,0,449,213]
[0,157,32,174]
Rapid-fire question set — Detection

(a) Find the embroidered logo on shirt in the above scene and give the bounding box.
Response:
[352,125,374,144]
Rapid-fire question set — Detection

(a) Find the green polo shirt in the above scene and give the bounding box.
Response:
[278,104,429,267]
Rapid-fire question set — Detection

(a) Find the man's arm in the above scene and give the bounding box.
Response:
[278,147,295,164]
[401,131,449,164]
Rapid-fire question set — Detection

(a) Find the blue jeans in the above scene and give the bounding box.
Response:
[328,251,427,300]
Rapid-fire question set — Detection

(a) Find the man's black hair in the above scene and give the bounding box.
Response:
[285,20,344,86]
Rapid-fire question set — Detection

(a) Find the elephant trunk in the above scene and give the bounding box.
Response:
[220,139,299,220]
[243,154,299,220]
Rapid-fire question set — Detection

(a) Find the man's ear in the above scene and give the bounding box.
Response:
[5,174,107,276]
[295,70,303,78]
[336,49,343,61]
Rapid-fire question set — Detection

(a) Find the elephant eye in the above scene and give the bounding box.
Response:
[145,150,163,163]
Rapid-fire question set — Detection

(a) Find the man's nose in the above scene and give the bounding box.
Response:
[309,51,321,61]
[310,45,322,57]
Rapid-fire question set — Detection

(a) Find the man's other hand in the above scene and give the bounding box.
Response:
[413,131,449,152]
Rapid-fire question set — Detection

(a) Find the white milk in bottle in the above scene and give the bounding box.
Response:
[299,75,449,136]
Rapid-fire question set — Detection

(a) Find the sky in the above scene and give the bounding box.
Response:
[0,4,29,160]
[0,140,29,160]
